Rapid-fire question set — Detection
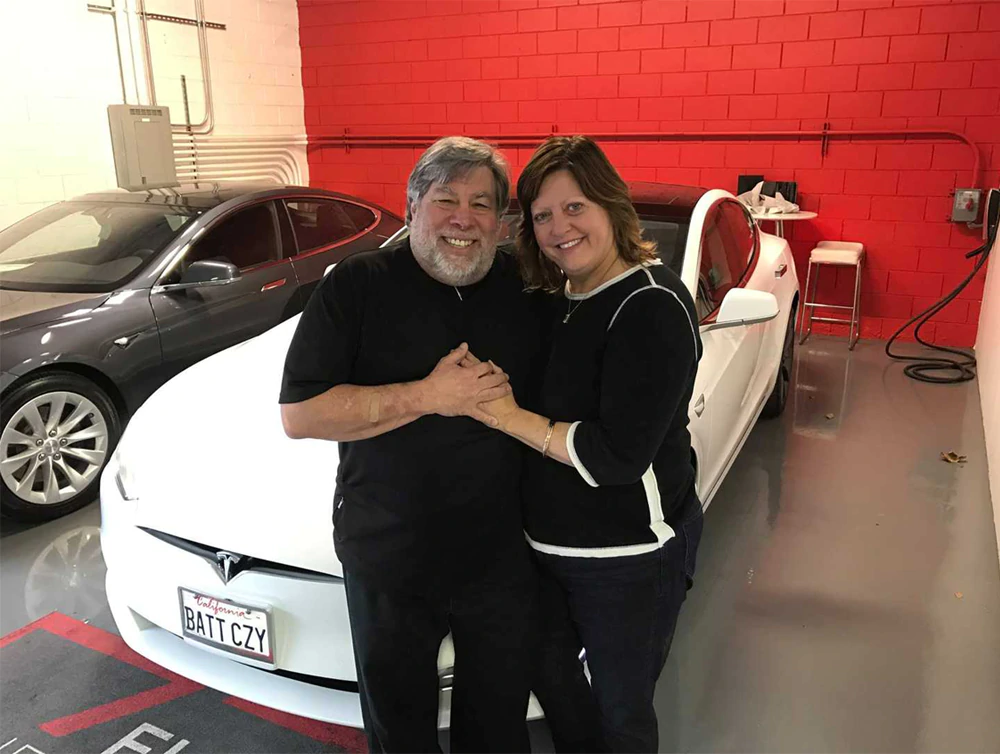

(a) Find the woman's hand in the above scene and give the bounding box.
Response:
[478,391,520,430]
[423,344,510,423]
[459,349,520,430]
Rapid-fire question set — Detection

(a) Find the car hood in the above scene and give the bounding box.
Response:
[0,288,110,335]
[124,314,344,577]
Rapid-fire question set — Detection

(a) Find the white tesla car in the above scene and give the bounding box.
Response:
[100,185,798,728]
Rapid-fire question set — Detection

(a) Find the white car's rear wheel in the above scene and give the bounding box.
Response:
[1,373,120,521]
[762,307,795,419]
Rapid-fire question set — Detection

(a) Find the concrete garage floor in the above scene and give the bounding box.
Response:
[2,337,1000,753]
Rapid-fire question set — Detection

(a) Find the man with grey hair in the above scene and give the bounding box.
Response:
[279,137,546,752]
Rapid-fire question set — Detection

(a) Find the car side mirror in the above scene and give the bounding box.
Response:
[157,259,242,293]
[704,288,778,331]
[181,259,241,286]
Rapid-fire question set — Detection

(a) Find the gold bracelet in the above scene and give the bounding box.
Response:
[541,419,555,458]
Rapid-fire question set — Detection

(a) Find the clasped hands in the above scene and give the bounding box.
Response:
[422,343,519,429]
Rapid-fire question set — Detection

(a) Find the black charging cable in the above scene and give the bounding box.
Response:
[884,214,997,384]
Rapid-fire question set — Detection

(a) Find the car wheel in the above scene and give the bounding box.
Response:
[762,307,795,420]
[0,373,121,522]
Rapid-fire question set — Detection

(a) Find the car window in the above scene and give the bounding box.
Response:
[341,202,376,232]
[640,218,687,277]
[0,202,200,293]
[164,202,278,284]
[275,199,298,259]
[696,200,756,322]
[284,200,358,254]
[499,213,520,242]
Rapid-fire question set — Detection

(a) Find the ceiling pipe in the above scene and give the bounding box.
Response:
[306,128,982,187]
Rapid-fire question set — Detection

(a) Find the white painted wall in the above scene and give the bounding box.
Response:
[976,202,1000,566]
[0,0,307,231]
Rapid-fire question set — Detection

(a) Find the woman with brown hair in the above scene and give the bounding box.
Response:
[474,135,704,752]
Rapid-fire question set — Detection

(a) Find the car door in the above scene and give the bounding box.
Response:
[691,198,764,496]
[150,199,303,378]
[281,197,381,303]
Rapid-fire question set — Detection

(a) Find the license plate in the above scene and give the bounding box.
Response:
[178,588,274,665]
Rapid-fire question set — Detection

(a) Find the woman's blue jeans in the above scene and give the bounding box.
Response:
[532,495,703,753]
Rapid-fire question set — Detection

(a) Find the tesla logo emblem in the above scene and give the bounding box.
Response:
[213,551,247,584]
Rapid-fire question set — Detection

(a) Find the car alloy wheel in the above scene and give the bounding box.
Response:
[1,390,110,508]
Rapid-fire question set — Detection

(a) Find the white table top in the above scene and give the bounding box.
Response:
[750,210,818,222]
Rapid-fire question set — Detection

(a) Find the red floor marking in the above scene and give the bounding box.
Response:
[1,612,203,737]
[40,681,203,737]
[39,612,201,684]
[4,614,368,749]
[0,614,49,649]
[223,697,369,753]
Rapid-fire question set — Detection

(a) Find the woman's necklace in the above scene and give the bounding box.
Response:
[563,298,583,323]
[562,259,627,324]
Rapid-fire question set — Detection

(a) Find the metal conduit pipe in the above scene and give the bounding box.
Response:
[174,152,298,176]
[175,162,298,183]
[172,135,309,143]
[175,160,296,178]
[173,146,301,158]
[190,0,215,134]
[173,151,298,162]
[306,129,982,187]
[139,0,215,133]
[176,169,289,183]
[174,156,297,173]
[172,149,301,181]
[171,138,307,177]
[174,147,304,160]
[176,167,287,177]
[173,144,304,164]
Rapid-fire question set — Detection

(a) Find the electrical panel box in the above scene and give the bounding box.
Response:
[951,188,981,223]
[107,104,178,191]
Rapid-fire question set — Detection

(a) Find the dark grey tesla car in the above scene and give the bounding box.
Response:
[0,183,403,521]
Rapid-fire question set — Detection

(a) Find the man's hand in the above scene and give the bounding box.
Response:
[422,343,511,425]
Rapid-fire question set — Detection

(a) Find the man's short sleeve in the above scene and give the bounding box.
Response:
[279,262,363,404]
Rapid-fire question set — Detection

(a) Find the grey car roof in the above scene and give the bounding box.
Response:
[67,183,380,211]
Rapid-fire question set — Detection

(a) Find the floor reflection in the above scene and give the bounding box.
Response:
[0,501,115,635]
[24,524,106,623]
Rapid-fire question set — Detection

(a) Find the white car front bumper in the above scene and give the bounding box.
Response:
[100,456,543,729]
[100,454,366,727]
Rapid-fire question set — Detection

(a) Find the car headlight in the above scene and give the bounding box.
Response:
[114,443,140,501]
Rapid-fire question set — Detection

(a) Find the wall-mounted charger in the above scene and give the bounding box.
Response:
[985,187,999,242]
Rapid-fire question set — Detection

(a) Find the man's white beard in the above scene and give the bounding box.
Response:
[411,236,496,287]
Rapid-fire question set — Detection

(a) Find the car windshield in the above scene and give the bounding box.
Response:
[0,201,202,292]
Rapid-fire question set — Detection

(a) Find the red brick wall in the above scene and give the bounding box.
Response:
[298,0,1000,346]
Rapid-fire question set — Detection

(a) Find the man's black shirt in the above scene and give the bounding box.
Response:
[279,240,546,592]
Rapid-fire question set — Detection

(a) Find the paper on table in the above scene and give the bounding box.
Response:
[737,181,800,215]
